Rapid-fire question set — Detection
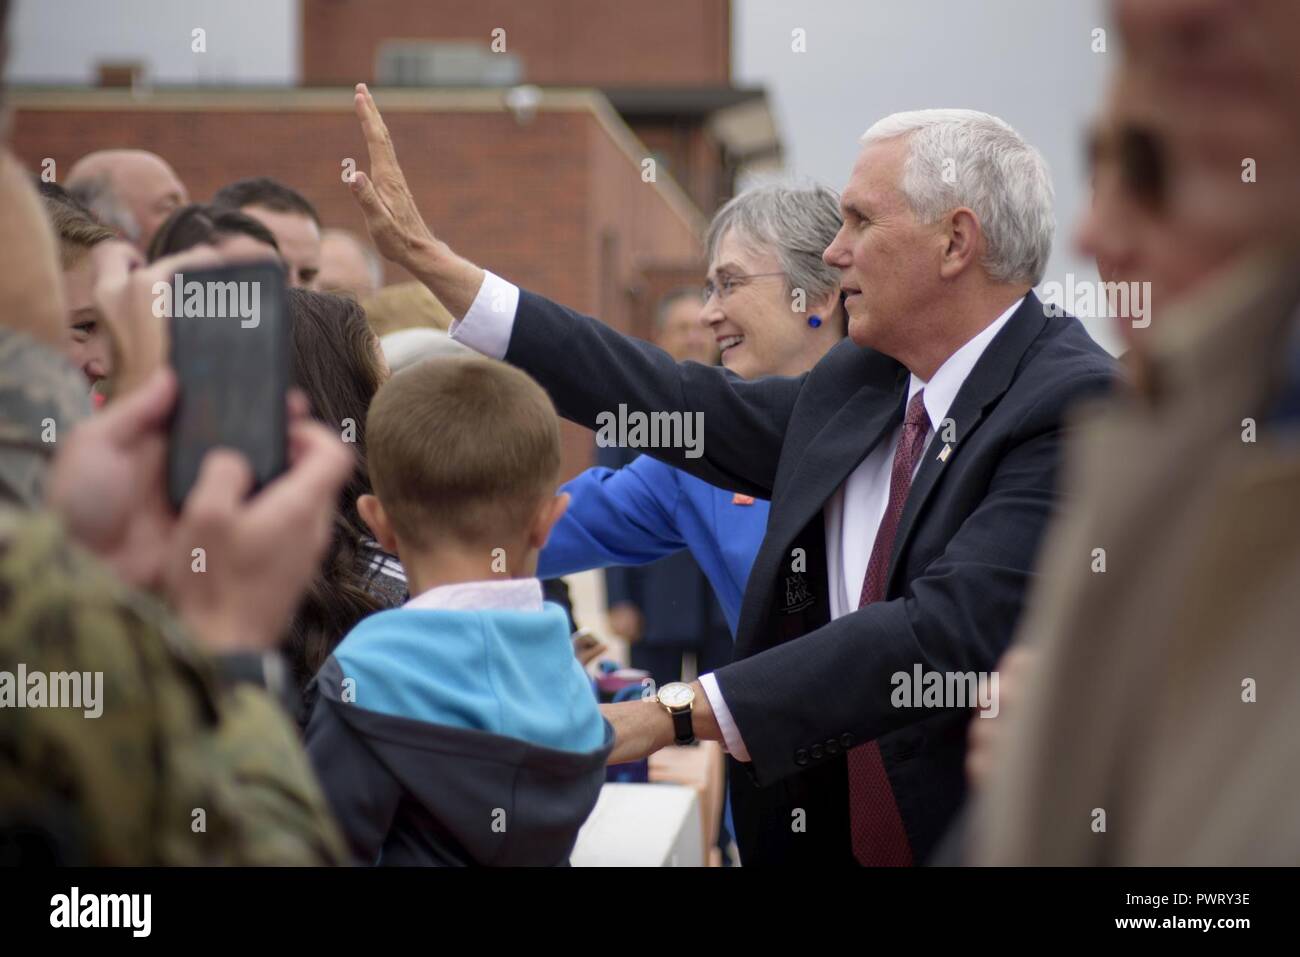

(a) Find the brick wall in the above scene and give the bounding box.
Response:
[633,120,729,220]
[301,0,731,88]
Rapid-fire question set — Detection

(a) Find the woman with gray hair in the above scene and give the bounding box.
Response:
[538,183,847,639]
[701,183,848,380]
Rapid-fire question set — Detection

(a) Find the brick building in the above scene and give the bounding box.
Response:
[298,0,778,216]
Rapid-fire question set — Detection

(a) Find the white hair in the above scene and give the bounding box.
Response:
[860,109,1054,286]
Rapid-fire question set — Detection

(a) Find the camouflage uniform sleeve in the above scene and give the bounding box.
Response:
[0,326,91,510]
[203,684,349,865]
[0,510,347,865]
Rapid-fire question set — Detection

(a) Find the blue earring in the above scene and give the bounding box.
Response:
[808,314,822,328]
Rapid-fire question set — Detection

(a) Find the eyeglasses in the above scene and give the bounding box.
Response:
[702,272,787,303]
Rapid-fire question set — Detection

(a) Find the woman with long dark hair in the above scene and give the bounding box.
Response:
[284,289,404,703]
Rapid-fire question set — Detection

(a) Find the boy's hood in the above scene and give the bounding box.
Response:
[315,656,612,865]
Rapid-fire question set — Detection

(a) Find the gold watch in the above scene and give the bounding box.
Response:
[656,682,696,745]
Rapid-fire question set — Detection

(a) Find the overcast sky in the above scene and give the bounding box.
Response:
[6,0,299,84]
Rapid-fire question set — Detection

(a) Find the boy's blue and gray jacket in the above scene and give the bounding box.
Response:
[304,602,612,866]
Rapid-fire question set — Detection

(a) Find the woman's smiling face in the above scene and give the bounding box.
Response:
[702,229,818,381]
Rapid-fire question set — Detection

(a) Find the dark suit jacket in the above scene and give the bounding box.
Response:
[504,290,1116,864]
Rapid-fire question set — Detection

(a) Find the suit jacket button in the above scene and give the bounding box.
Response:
[825,738,840,755]
[795,749,809,766]
[810,744,825,760]
[840,733,855,749]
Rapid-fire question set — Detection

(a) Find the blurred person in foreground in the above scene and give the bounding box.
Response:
[66,149,189,252]
[0,223,351,866]
[968,0,1300,865]
[212,177,322,288]
[962,64,1251,799]
[0,2,350,857]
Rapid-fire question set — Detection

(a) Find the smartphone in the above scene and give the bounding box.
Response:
[167,259,290,510]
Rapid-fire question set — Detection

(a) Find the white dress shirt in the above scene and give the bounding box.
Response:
[450,270,1023,761]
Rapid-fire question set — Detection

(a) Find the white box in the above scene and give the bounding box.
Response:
[571,783,704,867]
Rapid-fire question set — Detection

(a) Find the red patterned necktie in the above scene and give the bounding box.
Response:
[848,389,929,866]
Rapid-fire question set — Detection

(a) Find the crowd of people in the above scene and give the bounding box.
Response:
[1,0,1298,867]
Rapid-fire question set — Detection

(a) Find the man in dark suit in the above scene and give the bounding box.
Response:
[346,88,1117,865]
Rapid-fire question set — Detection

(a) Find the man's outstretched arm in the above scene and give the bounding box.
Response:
[345,83,800,497]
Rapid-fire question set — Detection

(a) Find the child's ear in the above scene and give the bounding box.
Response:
[529,492,570,550]
[357,493,399,554]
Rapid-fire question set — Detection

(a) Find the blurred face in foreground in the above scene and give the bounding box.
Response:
[1113,0,1300,247]
[1074,71,1246,346]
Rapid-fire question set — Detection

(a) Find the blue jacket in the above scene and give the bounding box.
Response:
[539,453,771,637]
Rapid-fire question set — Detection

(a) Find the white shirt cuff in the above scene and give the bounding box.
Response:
[699,672,751,763]
[448,269,520,360]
